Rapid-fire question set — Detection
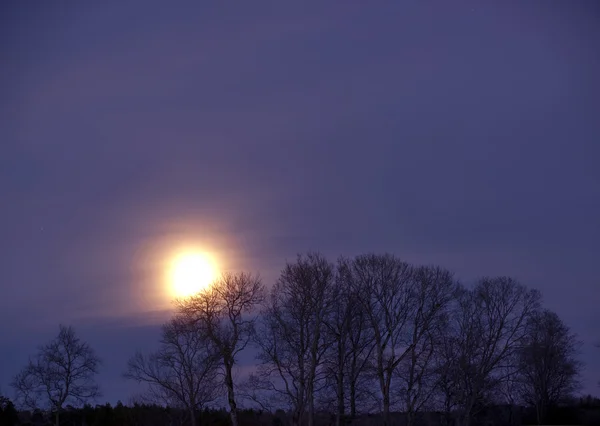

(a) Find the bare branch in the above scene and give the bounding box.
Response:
[11,325,100,426]
[253,253,335,426]
[395,264,458,426]
[438,277,541,426]
[124,315,221,426]
[347,253,414,426]
[516,309,583,424]
[177,272,264,426]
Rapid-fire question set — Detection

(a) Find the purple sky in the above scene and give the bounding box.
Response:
[1,0,599,404]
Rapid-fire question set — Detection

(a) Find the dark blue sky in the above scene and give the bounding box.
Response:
[1,0,599,403]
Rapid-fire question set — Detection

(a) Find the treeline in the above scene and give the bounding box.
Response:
[3,397,600,426]
[7,253,597,426]
[1,401,273,426]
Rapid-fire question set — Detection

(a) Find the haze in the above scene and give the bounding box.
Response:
[1,0,599,407]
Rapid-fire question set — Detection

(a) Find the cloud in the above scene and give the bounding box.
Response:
[1,0,599,399]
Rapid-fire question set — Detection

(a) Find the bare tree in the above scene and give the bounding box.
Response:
[11,325,100,426]
[177,272,264,426]
[435,323,463,426]
[320,257,378,426]
[124,315,221,426]
[517,309,582,425]
[346,253,416,426]
[343,291,378,419]
[396,265,457,426]
[443,277,541,426]
[320,264,353,426]
[496,354,522,426]
[252,253,335,426]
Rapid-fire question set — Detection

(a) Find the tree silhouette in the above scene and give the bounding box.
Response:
[438,277,540,426]
[397,265,457,426]
[346,254,415,426]
[4,253,593,426]
[252,253,335,426]
[124,315,221,426]
[178,272,264,426]
[0,393,19,426]
[516,309,583,424]
[321,257,374,426]
[11,325,100,426]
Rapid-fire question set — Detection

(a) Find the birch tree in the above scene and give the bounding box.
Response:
[178,272,264,426]
[11,325,100,426]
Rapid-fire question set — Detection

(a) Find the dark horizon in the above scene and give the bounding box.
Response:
[1,0,599,412]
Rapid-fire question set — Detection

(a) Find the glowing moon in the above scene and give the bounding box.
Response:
[169,252,217,298]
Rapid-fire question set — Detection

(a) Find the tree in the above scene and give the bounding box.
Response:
[124,315,221,426]
[441,277,540,426]
[517,309,582,425]
[252,253,335,426]
[0,394,19,426]
[436,321,463,426]
[178,272,264,426]
[347,253,415,426]
[341,281,378,419]
[396,265,457,426]
[11,325,101,426]
[321,257,378,426]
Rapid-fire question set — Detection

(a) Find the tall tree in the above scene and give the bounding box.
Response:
[313,258,378,423]
[320,265,353,426]
[435,321,463,426]
[343,287,378,419]
[252,253,335,426]
[442,277,540,426]
[396,265,457,426]
[11,325,101,426]
[517,309,582,425]
[124,315,221,426]
[178,272,264,426]
[321,257,377,426]
[348,253,415,426]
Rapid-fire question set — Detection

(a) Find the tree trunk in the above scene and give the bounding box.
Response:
[382,391,390,426]
[458,397,474,426]
[225,361,238,426]
[336,373,344,426]
[307,380,315,426]
[536,401,546,426]
[407,409,414,426]
[189,407,196,426]
[292,410,301,426]
[55,409,60,426]
[461,410,471,426]
[296,377,305,426]
[308,323,322,426]
[349,379,357,420]
[336,340,345,426]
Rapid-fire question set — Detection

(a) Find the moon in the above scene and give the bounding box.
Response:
[169,252,217,298]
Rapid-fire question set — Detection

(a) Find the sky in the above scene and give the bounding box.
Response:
[1,0,599,404]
